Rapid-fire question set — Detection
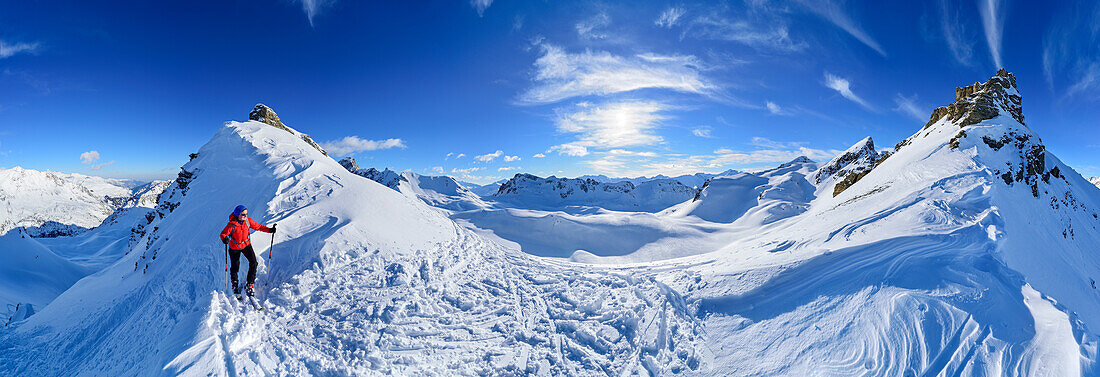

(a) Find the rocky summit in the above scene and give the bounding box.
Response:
[248,104,328,156]
[924,68,1024,130]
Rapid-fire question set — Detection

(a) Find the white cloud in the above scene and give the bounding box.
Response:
[893,94,928,121]
[692,128,712,138]
[295,0,334,27]
[89,161,115,171]
[978,0,1005,68]
[550,101,667,156]
[0,40,39,59]
[520,44,714,104]
[431,166,444,174]
[456,153,465,159]
[682,16,806,52]
[605,149,658,157]
[655,7,686,28]
[504,155,521,162]
[935,0,975,66]
[549,143,590,157]
[532,153,547,158]
[470,0,493,17]
[452,167,484,174]
[576,13,611,40]
[80,150,100,164]
[320,136,406,156]
[475,150,504,162]
[766,101,785,115]
[498,166,522,172]
[795,0,885,56]
[824,72,873,110]
[714,148,734,154]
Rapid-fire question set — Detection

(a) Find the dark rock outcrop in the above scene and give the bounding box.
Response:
[248,104,328,156]
[923,68,1024,130]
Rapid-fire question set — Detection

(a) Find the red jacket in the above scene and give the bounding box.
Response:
[220,216,272,250]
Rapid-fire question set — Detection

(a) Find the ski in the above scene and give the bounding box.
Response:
[248,296,265,311]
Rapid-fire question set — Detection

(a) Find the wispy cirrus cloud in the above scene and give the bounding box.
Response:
[977,0,1006,68]
[576,13,612,40]
[295,0,334,27]
[932,0,975,66]
[320,136,406,156]
[519,44,714,104]
[0,40,39,59]
[823,72,873,110]
[795,0,885,56]
[549,101,668,157]
[680,15,806,52]
[691,127,713,138]
[655,7,686,28]
[1042,2,1100,99]
[893,94,928,121]
[470,0,493,17]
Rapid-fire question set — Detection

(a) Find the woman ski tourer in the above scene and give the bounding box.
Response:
[220,205,275,297]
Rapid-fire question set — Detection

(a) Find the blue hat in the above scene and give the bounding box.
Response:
[232,205,247,217]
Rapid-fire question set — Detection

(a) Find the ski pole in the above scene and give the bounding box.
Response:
[224,243,230,295]
[268,224,275,299]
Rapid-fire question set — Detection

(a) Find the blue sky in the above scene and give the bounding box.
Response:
[1,0,1098,183]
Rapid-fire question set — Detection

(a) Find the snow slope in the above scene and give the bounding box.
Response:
[662,70,1100,375]
[1090,176,1100,189]
[0,232,88,314]
[0,118,707,376]
[0,167,117,236]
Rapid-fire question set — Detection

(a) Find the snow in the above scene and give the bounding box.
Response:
[1090,176,1100,189]
[3,72,1100,375]
[0,120,706,376]
[0,167,116,235]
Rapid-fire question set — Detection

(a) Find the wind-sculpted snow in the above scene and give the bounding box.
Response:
[0,119,708,376]
[191,230,707,375]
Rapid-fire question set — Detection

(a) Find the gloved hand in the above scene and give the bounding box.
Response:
[221,236,229,245]
[269,224,277,233]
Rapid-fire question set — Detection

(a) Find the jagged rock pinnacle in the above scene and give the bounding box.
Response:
[249,104,293,134]
[247,104,328,156]
[924,69,1024,130]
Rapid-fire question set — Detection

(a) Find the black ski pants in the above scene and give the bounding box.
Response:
[229,244,258,285]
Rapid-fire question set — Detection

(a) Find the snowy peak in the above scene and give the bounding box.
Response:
[248,104,327,156]
[0,167,116,236]
[812,137,876,184]
[1091,176,1100,189]
[342,161,407,190]
[924,68,1024,130]
[494,173,695,212]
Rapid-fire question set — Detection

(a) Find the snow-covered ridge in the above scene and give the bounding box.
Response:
[339,157,487,211]
[810,137,885,197]
[1,108,706,375]
[0,167,116,236]
[494,173,696,212]
[1090,176,1100,189]
[577,169,739,188]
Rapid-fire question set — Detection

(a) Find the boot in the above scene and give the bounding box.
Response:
[246,283,255,297]
[232,281,241,296]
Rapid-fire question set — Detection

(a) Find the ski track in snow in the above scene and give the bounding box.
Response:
[201,227,708,376]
